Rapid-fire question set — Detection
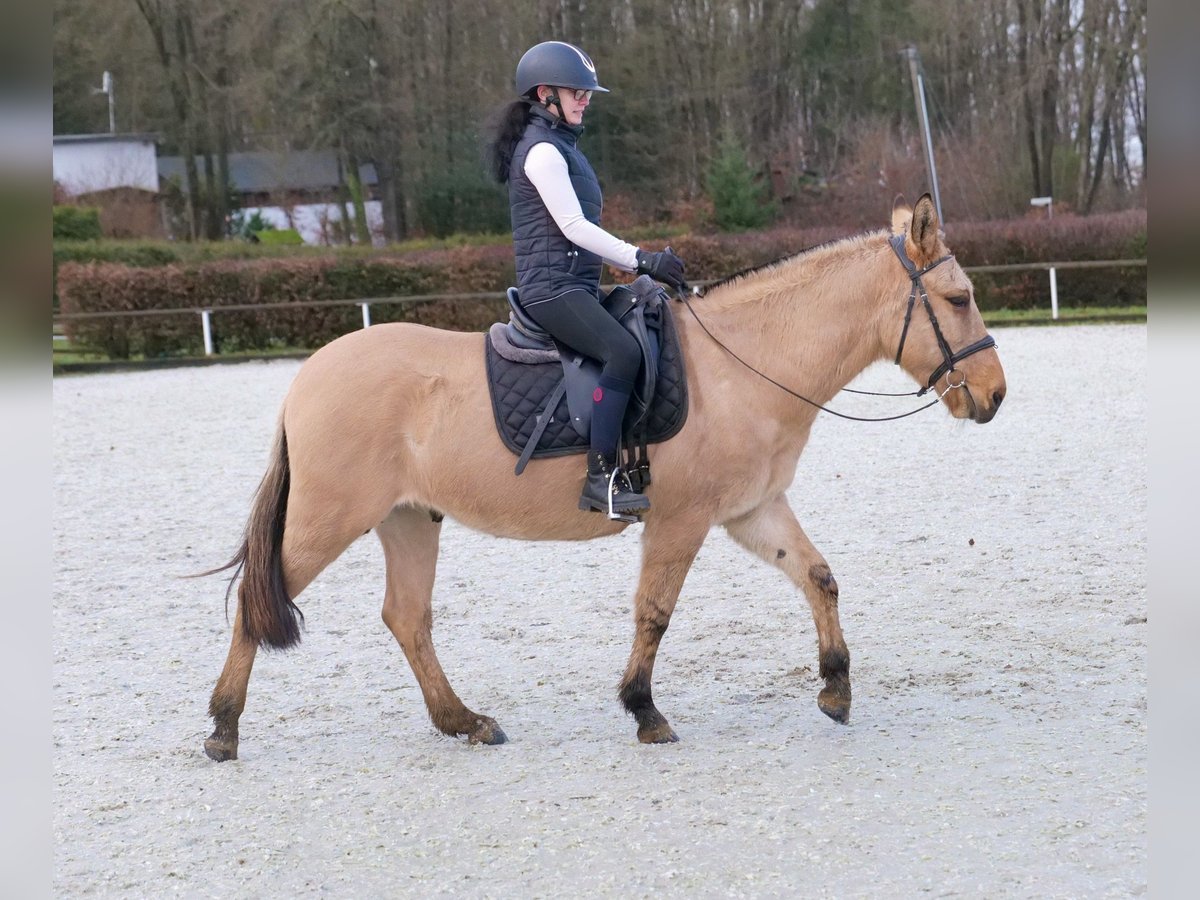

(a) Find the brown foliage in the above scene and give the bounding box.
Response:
[75,188,166,239]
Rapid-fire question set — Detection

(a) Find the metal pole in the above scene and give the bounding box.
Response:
[104,71,115,133]
[1047,196,1057,318]
[904,47,943,222]
[200,310,214,355]
[360,302,371,328]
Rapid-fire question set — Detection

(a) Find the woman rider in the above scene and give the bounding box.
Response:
[486,40,687,518]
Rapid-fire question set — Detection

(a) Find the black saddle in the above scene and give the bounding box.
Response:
[485,275,689,487]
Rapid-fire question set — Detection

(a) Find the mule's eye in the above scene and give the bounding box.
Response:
[948,295,969,308]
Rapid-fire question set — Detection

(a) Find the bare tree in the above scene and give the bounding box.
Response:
[49,0,1147,236]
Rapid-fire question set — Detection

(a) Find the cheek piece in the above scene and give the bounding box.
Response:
[889,233,995,395]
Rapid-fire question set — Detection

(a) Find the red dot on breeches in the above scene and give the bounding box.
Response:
[593,387,604,402]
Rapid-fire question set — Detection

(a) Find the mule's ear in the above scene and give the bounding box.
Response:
[910,193,940,261]
[890,194,910,235]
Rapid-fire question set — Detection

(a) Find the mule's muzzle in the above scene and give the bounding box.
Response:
[972,385,1005,424]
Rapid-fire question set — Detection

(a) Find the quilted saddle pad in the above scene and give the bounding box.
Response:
[485,300,689,461]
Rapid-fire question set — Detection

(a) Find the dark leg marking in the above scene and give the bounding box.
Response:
[817,646,851,725]
[808,562,850,724]
[619,619,678,742]
[618,668,656,719]
[776,548,786,560]
[819,646,850,681]
[809,563,838,605]
[205,695,242,761]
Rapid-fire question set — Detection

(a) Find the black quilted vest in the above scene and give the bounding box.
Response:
[508,105,604,307]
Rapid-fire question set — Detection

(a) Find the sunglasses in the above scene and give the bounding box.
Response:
[560,88,593,102]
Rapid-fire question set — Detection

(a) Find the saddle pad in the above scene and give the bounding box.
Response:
[485,300,689,460]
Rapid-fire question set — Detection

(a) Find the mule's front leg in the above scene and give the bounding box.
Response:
[619,519,708,743]
[725,496,852,724]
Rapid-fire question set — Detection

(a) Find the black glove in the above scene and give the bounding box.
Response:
[636,246,687,290]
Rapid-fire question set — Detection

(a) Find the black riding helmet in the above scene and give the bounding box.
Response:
[515,41,610,98]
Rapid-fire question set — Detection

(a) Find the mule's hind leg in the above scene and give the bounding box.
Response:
[376,507,506,745]
[206,491,384,761]
[204,602,258,761]
[725,495,852,724]
[618,517,709,743]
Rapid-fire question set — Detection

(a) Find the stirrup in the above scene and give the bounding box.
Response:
[579,463,649,522]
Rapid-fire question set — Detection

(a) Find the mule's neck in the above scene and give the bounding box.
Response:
[694,232,898,413]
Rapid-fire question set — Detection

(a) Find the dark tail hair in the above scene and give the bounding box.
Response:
[485,98,532,183]
[195,421,303,650]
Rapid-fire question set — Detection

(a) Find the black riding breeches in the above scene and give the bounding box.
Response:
[523,288,641,459]
[523,288,641,385]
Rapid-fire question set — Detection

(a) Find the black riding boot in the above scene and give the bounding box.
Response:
[578,449,651,519]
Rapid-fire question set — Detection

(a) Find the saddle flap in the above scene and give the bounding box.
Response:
[600,277,663,428]
[560,347,603,439]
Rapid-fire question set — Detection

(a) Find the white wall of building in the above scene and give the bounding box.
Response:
[53,138,159,195]
[241,201,386,246]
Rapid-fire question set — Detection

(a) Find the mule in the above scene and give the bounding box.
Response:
[203,195,1006,760]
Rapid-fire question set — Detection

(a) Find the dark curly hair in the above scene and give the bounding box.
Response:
[485,98,533,184]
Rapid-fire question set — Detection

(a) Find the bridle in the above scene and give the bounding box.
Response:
[675,234,997,423]
[888,233,995,397]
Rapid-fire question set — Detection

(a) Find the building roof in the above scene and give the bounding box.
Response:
[157,150,378,194]
[53,133,160,145]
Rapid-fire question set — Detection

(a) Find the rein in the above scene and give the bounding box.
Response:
[676,236,996,423]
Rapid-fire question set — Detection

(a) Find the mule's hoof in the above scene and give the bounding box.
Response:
[204,735,238,761]
[637,723,680,744]
[817,689,851,724]
[467,718,507,745]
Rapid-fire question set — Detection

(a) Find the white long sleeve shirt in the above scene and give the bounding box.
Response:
[523,141,640,272]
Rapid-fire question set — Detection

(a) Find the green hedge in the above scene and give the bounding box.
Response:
[56,210,1145,359]
[53,206,102,241]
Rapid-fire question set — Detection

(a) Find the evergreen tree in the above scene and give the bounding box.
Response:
[706,134,776,232]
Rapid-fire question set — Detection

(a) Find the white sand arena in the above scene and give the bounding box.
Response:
[53,324,1145,896]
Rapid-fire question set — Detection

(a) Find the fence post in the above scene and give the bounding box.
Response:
[200,310,214,356]
[1049,267,1059,320]
[360,302,371,328]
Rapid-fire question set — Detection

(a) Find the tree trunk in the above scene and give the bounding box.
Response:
[346,152,372,245]
[1017,1,1042,196]
[374,155,406,242]
[172,9,204,239]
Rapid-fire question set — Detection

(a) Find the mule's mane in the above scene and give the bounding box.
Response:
[699,229,888,298]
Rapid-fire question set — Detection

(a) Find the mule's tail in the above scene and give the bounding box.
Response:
[197,420,304,650]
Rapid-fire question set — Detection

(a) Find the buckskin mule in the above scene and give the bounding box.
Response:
[202,194,1006,760]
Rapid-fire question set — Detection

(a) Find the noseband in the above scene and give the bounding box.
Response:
[889,234,995,396]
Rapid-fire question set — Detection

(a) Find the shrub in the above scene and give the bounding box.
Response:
[57,251,516,359]
[257,229,304,246]
[55,210,1145,359]
[944,209,1146,311]
[53,206,102,241]
[705,134,777,232]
